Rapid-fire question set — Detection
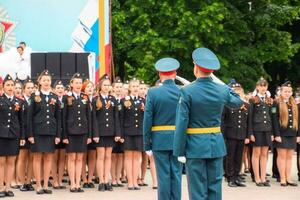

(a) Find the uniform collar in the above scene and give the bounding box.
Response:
[162,79,175,85]
[196,76,213,82]
[24,95,30,102]
[41,90,51,96]
[73,91,81,99]
[4,93,14,100]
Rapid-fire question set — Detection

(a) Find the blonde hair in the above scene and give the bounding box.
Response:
[278,95,298,130]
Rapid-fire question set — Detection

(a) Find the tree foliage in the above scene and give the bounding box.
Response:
[112,0,300,91]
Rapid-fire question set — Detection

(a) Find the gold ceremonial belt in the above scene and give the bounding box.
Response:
[151,125,176,131]
[186,127,221,134]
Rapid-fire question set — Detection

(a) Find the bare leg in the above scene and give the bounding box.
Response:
[33,153,42,190]
[252,147,261,183]
[124,151,133,188]
[260,147,269,183]
[133,151,141,188]
[96,148,105,183]
[0,157,5,191]
[75,153,84,188]
[5,156,17,191]
[111,153,117,184]
[58,149,66,186]
[68,153,76,189]
[16,149,29,185]
[87,150,96,183]
[52,150,59,187]
[104,148,112,183]
[286,149,294,182]
[116,154,124,184]
[277,148,287,183]
[43,153,53,190]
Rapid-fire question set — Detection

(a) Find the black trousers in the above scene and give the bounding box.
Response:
[225,139,244,182]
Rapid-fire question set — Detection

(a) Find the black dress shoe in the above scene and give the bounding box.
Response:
[93,178,99,184]
[82,183,89,188]
[0,192,5,198]
[121,179,128,184]
[5,191,14,197]
[237,177,246,183]
[70,188,77,193]
[98,183,105,191]
[287,182,298,186]
[88,183,95,188]
[272,174,279,179]
[228,181,238,187]
[235,181,246,187]
[36,189,45,194]
[111,184,118,187]
[27,184,35,191]
[117,183,124,187]
[128,187,134,190]
[280,183,288,187]
[20,184,29,192]
[77,188,84,193]
[59,185,66,189]
[152,187,158,190]
[105,184,113,191]
[134,187,141,190]
[43,189,52,194]
[255,182,264,187]
[262,182,271,187]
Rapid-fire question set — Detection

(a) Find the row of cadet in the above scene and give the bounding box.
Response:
[222,78,300,188]
[0,72,159,197]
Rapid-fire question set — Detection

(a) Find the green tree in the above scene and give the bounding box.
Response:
[112,0,300,91]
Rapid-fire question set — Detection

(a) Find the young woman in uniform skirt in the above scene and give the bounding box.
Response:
[0,74,25,197]
[248,78,273,187]
[120,79,145,190]
[81,79,97,189]
[16,78,35,192]
[63,73,92,192]
[51,80,67,189]
[272,81,300,186]
[28,70,61,194]
[111,77,125,187]
[93,75,121,191]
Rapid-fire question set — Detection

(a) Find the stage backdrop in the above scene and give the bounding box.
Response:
[0,0,111,82]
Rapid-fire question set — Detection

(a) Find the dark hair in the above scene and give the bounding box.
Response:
[19,41,26,46]
[17,46,24,51]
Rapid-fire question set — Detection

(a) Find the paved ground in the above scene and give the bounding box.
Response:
[10,154,300,200]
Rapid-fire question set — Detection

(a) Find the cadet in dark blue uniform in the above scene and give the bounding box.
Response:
[17,78,35,192]
[143,58,182,200]
[120,79,145,190]
[173,48,243,200]
[111,77,125,187]
[248,78,273,187]
[222,82,248,187]
[81,79,97,189]
[28,70,61,194]
[62,73,92,193]
[0,74,25,198]
[52,80,67,189]
[272,81,300,186]
[93,75,121,191]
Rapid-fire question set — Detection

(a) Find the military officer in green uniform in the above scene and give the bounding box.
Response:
[143,58,183,200]
[173,47,243,200]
